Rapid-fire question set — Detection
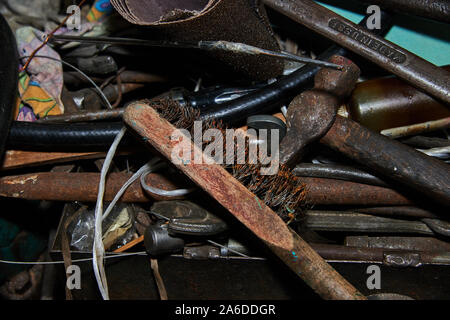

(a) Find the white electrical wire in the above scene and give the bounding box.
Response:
[140,166,196,198]
[0,252,147,265]
[206,240,250,258]
[93,126,127,300]
[92,139,192,300]
[102,158,162,220]
[102,156,199,222]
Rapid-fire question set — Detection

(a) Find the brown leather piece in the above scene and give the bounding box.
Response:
[110,0,283,80]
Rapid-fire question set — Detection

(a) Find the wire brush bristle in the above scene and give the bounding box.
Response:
[148,98,306,222]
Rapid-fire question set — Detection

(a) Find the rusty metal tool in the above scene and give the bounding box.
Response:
[1,150,110,171]
[0,172,186,202]
[320,116,450,207]
[304,211,435,235]
[123,102,365,300]
[0,172,414,206]
[310,243,450,267]
[279,55,360,167]
[344,236,450,252]
[354,206,439,219]
[280,56,450,207]
[180,242,450,266]
[381,117,450,139]
[263,0,450,105]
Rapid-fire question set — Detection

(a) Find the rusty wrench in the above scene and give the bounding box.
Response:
[263,0,450,105]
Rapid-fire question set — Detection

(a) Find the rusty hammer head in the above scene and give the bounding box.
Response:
[279,55,360,167]
[314,55,361,97]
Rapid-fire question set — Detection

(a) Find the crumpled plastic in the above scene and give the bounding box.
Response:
[12,1,124,120]
[15,71,61,121]
[69,205,136,252]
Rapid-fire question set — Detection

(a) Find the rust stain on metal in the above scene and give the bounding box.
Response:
[0,172,413,206]
[1,150,109,171]
[3,175,39,185]
[381,117,450,139]
[279,55,360,167]
[0,172,181,202]
[302,177,413,206]
[321,116,450,206]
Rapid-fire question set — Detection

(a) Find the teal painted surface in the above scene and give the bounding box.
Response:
[0,218,46,284]
[0,218,20,247]
[317,1,450,66]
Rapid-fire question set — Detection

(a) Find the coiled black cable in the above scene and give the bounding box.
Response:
[7,11,392,150]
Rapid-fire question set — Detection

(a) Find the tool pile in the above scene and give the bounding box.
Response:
[0,0,448,300]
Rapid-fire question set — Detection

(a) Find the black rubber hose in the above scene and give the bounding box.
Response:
[8,122,125,150]
[199,11,393,124]
[0,14,19,161]
[6,12,393,150]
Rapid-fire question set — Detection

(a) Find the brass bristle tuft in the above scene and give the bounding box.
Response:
[233,163,306,221]
[146,98,200,130]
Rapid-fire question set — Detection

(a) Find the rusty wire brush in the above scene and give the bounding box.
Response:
[146,98,307,222]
